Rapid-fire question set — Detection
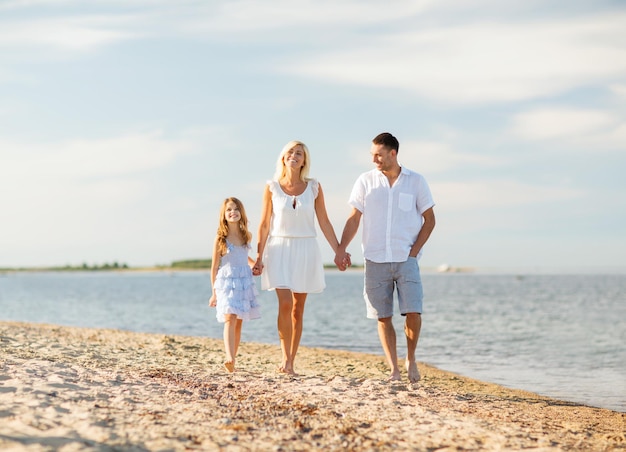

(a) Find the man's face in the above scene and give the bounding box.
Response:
[370,143,395,171]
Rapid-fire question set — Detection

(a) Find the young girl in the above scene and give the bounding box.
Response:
[209,197,261,372]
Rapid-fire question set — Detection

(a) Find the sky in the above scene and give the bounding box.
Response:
[1,0,625,271]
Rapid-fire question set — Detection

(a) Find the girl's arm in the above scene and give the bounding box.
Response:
[314,183,340,254]
[253,185,272,274]
[208,236,221,307]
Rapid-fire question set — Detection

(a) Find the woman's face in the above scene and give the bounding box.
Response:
[224,201,241,223]
[283,144,305,170]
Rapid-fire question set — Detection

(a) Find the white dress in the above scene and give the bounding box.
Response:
[261,179,325,293]
[213,241,261,323]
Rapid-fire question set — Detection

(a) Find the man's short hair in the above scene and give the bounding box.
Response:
[372,132,399,154]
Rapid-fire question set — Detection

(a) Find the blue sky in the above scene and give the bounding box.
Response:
[1,0,625,271]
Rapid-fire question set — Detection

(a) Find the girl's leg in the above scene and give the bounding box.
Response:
[223,314,238,372]
[276,289,295,374]
[234,319,243,358]
[289,292,308,374]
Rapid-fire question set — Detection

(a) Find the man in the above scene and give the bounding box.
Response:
[335,132,435,383]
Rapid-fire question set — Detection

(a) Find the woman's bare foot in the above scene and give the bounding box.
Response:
[388,369,402,381]
[224,361,235,373]
[406,360,420,383]
[278,364,297,376]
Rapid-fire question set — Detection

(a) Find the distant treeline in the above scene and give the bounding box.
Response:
[0,259,357,273]
[47,262,130,271]
[169,259,211,269]
[0,260,209,272]
[0,262,130,272]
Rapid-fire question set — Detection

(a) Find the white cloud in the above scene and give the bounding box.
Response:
[0,130,201,266]
[280,12,626,104]
[610,83,626,100]
[0,17,139,54]
[432,180,581,211]
[182,0,434,34]
[1,131,194,181]
[0,130,196,229]
[510,108,619,141]
[399,141,501,173]
[510,107,626,150]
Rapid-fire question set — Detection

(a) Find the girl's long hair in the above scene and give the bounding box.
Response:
[216,197,252,256]
[273,140,311,183]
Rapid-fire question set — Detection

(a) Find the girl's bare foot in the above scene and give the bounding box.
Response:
[224,361,235,373]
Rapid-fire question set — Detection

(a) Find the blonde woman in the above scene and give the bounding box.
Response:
[253,141,342,375]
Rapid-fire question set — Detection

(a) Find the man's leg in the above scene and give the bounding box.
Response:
[404,312,422,382]
[378,316,401,380]
[397,258,424,383]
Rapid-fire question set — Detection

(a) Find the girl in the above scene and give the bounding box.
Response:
[209,197,261,372]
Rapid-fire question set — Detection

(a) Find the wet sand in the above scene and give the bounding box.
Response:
[1,321,624,451]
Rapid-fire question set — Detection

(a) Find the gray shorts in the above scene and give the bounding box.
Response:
[364,257,423,319]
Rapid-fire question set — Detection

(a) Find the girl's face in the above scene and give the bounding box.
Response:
[224,201,241,223]
[283,144,305,169]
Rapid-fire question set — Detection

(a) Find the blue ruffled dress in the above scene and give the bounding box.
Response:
[213,241,261,323]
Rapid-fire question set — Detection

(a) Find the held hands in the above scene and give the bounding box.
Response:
[252,258,264,276]
[334,251,352,271]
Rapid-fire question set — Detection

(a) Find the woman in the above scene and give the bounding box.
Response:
[254,140,341,375]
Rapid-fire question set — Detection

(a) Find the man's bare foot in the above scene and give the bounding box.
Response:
[406,360,420,383]
[224,361,235,373]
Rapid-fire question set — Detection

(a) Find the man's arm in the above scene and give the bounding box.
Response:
[334,207,362,270]
[408,207,435,258]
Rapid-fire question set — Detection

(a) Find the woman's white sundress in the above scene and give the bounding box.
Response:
[261,179,325,293]
[213,241,261,323]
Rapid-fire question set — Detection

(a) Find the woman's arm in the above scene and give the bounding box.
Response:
[314,183,340,254]
[253,185,272,274]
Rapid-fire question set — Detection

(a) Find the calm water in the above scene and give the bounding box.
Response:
[1,270,624,412]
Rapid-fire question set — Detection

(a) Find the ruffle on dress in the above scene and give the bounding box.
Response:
[214,242,261,322]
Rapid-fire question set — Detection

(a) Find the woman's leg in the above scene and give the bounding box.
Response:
[290,292,308,373]
[276,289,295,373]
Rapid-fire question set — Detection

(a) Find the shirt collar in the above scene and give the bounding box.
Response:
[376,165,408,179]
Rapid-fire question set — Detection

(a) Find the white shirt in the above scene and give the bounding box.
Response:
[349,166,435,263]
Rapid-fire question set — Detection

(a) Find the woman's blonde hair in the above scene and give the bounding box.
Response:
[216,197,252,256]
[273,140,311,183]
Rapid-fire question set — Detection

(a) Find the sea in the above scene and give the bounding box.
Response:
[1,269,624,413]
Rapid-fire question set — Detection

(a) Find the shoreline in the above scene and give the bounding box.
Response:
[1,321,624,451]
[4,265,626,276]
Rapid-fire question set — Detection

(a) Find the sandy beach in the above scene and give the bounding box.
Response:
[0,321,624,451]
